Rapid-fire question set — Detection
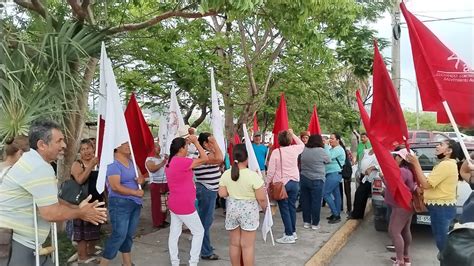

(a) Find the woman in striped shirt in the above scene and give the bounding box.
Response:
[193,133,224,260]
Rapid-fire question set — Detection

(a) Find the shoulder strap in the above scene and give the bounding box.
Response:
[279,148,283,179]
[335,157,343,168]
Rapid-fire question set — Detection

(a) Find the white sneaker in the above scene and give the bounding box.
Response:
[293,232,298,240]
[303,223,311,229]
[276,235,296,244]
[311,225,320,230]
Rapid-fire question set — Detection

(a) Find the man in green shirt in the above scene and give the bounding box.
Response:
[356,133,372,162]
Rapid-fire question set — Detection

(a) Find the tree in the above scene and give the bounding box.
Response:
[3,0,391,180]
[3,0,223,180]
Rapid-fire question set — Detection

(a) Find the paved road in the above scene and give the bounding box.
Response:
[331,217,439,266]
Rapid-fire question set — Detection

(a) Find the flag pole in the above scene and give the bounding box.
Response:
[95,118,101,158]
[266,194,275,246]
[442,101,473,167]
[127,135,143,190]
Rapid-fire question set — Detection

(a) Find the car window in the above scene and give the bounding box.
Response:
[412,147,437,171]
[415,132,430,142]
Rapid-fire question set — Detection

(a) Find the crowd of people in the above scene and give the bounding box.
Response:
[0,118,473,266]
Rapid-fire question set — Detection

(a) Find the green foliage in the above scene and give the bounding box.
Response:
[0,19,104,142]
[403,111,453,132]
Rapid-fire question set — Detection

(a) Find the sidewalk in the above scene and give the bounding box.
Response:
[107,198,349,265]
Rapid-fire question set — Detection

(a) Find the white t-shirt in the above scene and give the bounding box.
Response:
[145,157,166,183]
[359,150,379,183]
[359,151,378,173]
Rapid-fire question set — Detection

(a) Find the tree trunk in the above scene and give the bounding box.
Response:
[223,92,234,141]
[57,57,98,182]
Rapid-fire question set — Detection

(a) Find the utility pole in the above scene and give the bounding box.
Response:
[391,0,401,98]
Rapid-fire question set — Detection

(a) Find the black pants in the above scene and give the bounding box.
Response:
[351,181,372,219]
[339,179,352,213]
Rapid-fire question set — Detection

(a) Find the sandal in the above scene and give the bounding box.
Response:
[201,254,219,260]
[77,257,100,264]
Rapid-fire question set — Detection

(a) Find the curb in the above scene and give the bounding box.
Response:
[305,202,373,266]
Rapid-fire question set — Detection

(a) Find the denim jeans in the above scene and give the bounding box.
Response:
[277,180,299,236]
[300,176,324,226]
[427,205,456,252]
[196,183,217,257]
[103,197,142,260]
[323,172,342,217]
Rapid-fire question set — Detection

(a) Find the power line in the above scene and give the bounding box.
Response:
[415,9,473,13]
[413,14,474,25]
[400,15,474,25]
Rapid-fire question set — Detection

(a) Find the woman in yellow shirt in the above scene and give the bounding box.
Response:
[407,139,462,254]
[218,144,267,266]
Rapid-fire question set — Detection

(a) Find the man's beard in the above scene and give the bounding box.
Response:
[437,154,446,160]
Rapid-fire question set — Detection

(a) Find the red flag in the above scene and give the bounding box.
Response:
[272,93,289,148]
[227,131,242,163]
[253,113,259,132]
[356,91,412,210]
[356,91,371,133]
[124,93,156,175]
[371,40,409,149]
[307,105,321,135]
[400,2,474,127]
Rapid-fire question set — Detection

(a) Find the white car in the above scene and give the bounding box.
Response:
[445,132,474,142]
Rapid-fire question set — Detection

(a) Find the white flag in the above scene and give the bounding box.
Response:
[158,114,168,156]
[96,42,135,194]
[165,87,185,155]
[210,68,226,154]
[243,124,274,245]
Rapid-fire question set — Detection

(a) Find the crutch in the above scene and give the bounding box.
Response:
[33,199,59,266]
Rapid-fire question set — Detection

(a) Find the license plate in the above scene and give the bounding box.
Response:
[416,215,431,225]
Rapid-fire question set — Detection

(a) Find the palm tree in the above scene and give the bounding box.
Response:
[0,18,104,179]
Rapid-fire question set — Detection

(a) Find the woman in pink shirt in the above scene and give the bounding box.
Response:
[165,135,208,266]
[266,129,305,244]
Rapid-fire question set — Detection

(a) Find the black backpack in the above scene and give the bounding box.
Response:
[336,153,353,181]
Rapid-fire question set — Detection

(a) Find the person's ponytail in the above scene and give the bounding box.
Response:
[166,138,186,167]
[231,160,240,181]
[231,144,248,182]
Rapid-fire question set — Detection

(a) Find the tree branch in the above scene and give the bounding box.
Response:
[191,104,208,128]
[108,10,218,34]
[238,21,258,96]
[14,0,47,19]
[183,102,197,123]
[243,23,256,48]
[269,38,286,62]
[67,0,88,21]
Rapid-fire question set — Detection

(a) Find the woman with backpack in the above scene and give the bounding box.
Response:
[323,133,347,224]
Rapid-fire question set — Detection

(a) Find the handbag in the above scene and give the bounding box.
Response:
[0,227,13,265]
[58,160,89,205]
[412,186,428,213]
[268,149,288,201]
[58,178,88,205]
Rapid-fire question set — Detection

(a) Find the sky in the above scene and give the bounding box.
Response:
[371,0,474,111]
